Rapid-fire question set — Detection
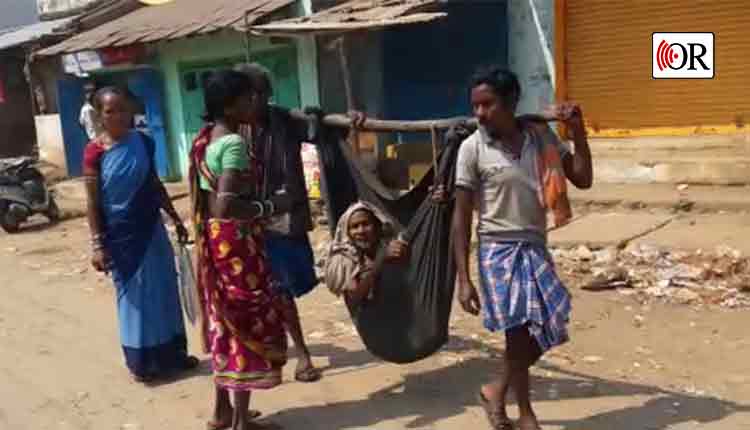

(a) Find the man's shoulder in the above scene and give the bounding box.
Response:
[458,129,483,153]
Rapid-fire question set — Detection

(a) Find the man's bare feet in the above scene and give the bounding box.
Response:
[516,413,541,430]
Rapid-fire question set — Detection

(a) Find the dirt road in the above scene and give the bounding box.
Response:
[1,207,749,430]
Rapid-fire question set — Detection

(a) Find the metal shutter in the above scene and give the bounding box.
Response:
[566,0,749,132]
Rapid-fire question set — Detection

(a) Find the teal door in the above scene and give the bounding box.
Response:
[179,47,301,167]
[254,47,300,109]
[181,65,220,147]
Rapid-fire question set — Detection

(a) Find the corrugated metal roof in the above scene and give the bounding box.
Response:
[252,0,446,36]
[0,17,74,51]
[37,0,294,56]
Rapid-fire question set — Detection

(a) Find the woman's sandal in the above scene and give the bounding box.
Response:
[477,391,515,430]
[180,355,201,371]
[206,410,263,430]
[132,373,157,384]
[294,366,322,383]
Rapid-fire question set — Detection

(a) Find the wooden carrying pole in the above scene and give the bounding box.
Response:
[305,113,556,133]
[315,113,477,132]
[554,0,570,140]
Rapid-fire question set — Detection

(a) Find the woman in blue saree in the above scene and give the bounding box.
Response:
[83,87,198,383]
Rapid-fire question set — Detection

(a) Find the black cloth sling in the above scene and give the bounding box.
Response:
[314,124,464,363]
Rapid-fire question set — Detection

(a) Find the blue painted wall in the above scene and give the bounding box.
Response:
[382,1,508,122]
[56,68,172,177]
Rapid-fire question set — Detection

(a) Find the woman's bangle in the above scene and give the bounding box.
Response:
[263,199,275,217]
[250,201,265,218]
[217,191,239,200]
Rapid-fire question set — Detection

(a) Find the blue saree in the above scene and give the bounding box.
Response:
[98,131,188,378]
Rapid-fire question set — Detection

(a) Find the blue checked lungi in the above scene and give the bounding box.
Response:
[478,240,571,353]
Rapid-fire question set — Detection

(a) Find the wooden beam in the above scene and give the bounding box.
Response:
[320,114,475,132]
[554,0,568,103]
[329,37,361,155]
[250,13,448,36]
[288,112,556,134]
[554,0,569,139]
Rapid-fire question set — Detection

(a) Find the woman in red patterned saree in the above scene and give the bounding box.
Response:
[190,70,292,430]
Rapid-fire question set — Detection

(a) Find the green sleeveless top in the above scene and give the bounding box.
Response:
[199,134,250,192]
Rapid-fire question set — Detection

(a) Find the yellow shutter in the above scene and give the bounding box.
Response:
[565,0,749,135]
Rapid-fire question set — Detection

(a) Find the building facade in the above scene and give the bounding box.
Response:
[554,0,750,184]
[36,0,320,180]
[561,0,748,138]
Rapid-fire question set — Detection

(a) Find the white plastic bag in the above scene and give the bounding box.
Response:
[176,243,200,326]
[265,188,292,236]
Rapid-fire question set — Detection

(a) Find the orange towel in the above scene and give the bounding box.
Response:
[538,141,572,227]
[525,121,573,228]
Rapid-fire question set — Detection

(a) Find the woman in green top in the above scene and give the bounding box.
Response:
[190,70,292,430]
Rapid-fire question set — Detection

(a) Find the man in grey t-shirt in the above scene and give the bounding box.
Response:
[452,67,592,430]
[455,123,571,244]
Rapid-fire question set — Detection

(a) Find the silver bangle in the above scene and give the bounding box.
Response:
[251,201,265,218]
[264,199,275,216]
[217,191,239,200]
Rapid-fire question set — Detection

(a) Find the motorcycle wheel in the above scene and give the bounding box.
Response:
[45,197,61,222]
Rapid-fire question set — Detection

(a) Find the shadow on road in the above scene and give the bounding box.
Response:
[266,336,748,430]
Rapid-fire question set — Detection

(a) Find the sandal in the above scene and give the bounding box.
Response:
[132,373,157,384]
[206,410,263,430]
[477,391,514,430]
[294,366,322,383]
[180,355,201,371]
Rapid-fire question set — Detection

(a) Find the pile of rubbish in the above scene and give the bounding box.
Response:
[314,235,750,309]
[552,244,750,308]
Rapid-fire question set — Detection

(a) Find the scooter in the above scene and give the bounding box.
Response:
[0,157,59,233]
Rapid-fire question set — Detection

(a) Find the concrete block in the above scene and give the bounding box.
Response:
[549,212,674,248]
[653,161,750,185]
[587,135,750,185]
[35,114,67,175]
[634,214,750,255]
